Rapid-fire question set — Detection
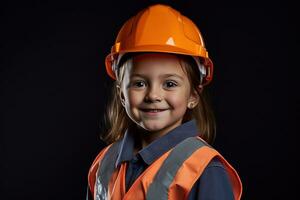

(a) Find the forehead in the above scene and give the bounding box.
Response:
[127,53,186,77]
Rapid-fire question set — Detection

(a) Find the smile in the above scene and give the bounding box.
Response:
[140,109,168,114]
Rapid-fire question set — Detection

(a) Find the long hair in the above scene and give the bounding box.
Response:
[100,53,216,145]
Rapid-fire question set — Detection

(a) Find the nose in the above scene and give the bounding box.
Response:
[144,84,162,103]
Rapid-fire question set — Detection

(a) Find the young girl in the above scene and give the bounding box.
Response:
[87,4,242,200]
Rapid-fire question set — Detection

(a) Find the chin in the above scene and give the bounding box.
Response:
[141,121,166,132]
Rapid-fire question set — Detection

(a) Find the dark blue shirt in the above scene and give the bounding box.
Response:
[115,120,235,199]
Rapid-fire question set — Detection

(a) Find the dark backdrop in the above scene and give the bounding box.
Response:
[1,0,293,199]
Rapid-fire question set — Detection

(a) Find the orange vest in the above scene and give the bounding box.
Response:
[88,136,242,200]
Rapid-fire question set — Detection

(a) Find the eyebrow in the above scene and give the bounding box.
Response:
[131,73,184,80]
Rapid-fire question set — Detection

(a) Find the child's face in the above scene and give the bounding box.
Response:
[119,53,198,137]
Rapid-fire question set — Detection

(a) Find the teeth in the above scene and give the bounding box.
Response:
[144,109,163,112]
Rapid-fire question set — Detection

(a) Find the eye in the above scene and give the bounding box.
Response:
[131,80,146,88]
[163,80,178,88]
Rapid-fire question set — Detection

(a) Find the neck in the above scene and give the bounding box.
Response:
[133,120,183,150]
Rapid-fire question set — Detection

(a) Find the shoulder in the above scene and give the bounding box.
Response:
[198,157,230,180]
[188,157,235,200]
[90,145,111,169]
[88,141,122,175]
[87,142,119,194]
[87,144,112,185]
[201,157,231,182]
[206,157,225,168]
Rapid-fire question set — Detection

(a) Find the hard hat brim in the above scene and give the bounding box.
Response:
[105,44,213,85]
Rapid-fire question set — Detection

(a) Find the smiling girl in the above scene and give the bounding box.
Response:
[87,4,242,200]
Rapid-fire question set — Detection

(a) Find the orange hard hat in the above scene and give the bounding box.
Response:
[105,4,213,85]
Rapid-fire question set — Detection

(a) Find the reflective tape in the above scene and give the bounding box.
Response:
[95,143,119,200]
[146,137,206,200]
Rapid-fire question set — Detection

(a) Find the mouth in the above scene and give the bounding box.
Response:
[140,108,168,113]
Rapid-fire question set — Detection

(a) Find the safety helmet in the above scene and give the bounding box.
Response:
[105,4,213,86]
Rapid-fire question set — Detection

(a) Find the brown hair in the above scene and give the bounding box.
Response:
[100,53,216,145]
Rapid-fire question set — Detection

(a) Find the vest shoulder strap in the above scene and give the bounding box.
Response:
[87,143,117,196]
[146,136,242,200]
[146,136,208,199]
[94,142,120,200]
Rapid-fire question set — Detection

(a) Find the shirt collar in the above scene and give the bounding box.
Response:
[115,119,199,168]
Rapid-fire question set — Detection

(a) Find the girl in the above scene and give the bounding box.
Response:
[87,4,242,200]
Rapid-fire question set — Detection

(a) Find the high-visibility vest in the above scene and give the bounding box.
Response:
[88,136,242,200]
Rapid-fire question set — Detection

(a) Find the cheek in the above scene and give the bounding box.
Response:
[167,93,189,110]
[125,90,144,107]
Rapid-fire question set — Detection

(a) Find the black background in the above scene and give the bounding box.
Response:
[1,0,294,199]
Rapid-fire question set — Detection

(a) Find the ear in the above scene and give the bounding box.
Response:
[187,88,200,109]
[116,84,125,107]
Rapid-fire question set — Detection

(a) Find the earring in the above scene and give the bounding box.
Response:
[188,102,194,109]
